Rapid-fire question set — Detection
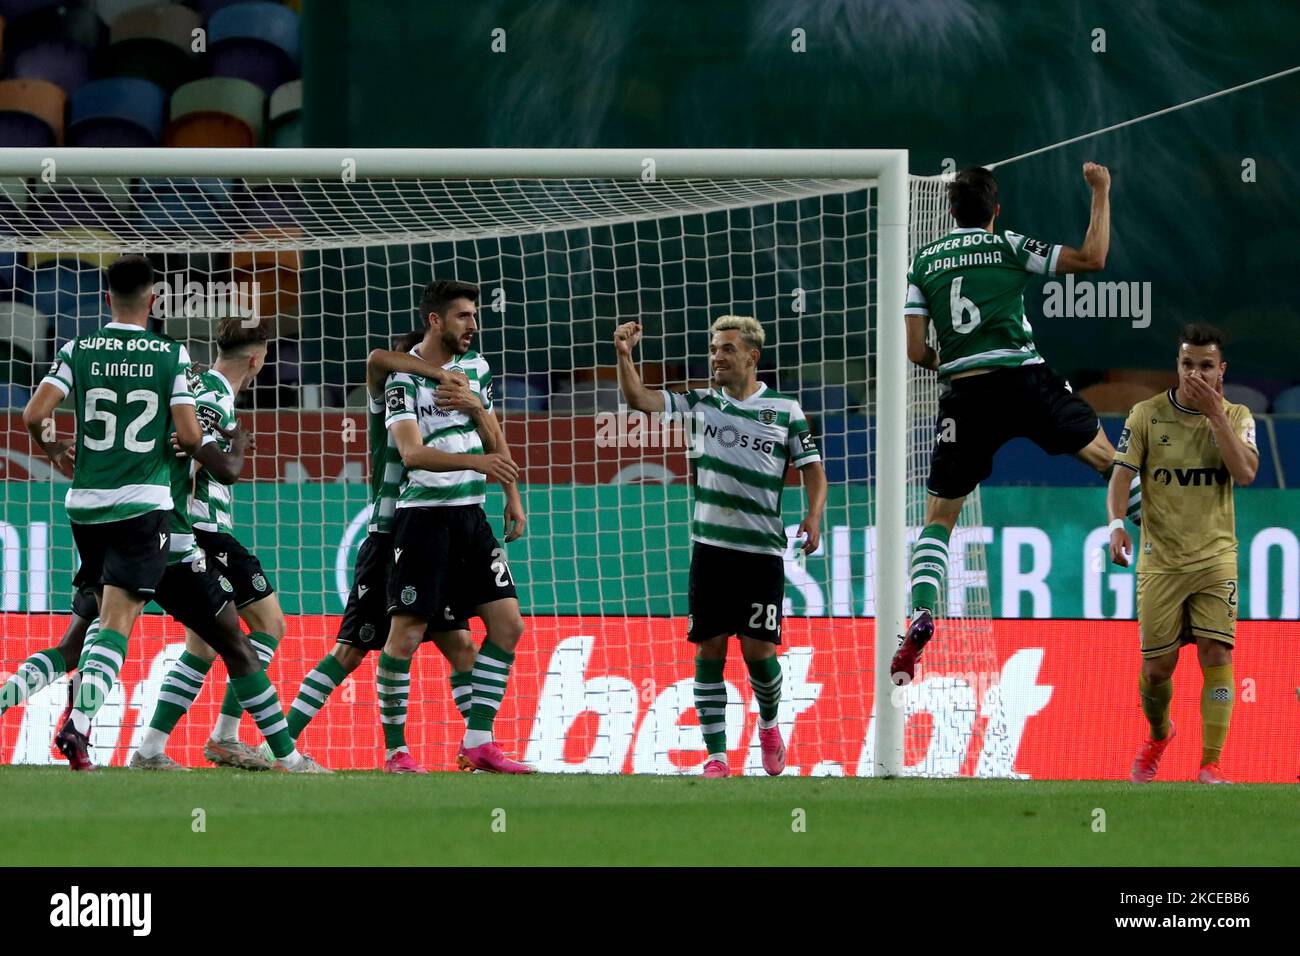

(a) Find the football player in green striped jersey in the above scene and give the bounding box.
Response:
[278,325,520,771]
[132,318,291,770]
[20,255,318,771]
[891,162,1140,685]
[383,280,535,774]
[616,314,827,778]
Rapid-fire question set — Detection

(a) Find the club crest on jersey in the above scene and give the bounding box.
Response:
[360,623,375,642]
[759,408,777,425]
[252,573,268,592]
[401,586,417,605]
[219,575,233,593]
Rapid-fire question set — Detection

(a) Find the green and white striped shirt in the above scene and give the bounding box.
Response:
[662,382,820,557]
[41,322,194,525]
[384,346,493,509]
[190,368,236,534]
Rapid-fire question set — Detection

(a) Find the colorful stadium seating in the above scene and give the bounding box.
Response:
[0,77,64,144]
[208,1,299,94]
[68,76,167,146]
[164,75,263,145]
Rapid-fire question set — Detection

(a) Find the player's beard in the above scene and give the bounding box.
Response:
[443,328,470,356]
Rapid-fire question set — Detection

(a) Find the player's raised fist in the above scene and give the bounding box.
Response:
[614,321,642,356]
[1083,162,1110,191]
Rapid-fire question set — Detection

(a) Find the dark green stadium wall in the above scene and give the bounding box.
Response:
[301,0,1300,388]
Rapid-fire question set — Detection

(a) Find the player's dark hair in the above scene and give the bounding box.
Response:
[391,330,423,351]
[949,167,999,228]
[216,317,270,355]
[419,280,479,322]
[1178,323,1226,359]
[106,254,155,302]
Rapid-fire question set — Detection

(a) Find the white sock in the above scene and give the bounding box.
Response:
[137,726,168,758]
[757,716,778,731]
[706,752,728,764]
[277,749,303,770]
[462,729,492,749]
[212,714,241,742]
[385,746,409,760]
[70,710,91,735]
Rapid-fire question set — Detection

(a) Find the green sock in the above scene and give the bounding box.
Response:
[377,652,412,751]
[0,648,66,714]
[288,653,348,740]
[449,670,473,723]
[466,640,514,737]
[148,651,213,734]
[694,657,728,758]
[214,631,280,740]
[74,627,130,725]
[1139,672,1174,741]
[909,524,950,615]
[229,670,294,760]
[745,655,782,723]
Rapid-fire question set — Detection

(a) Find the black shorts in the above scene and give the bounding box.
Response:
[70,510,170,599]
[687,542,785,644]
[69,563,99,619]
[152,556,234,642]
[195,529,275,608]
[387,505,517,623]
[338,532,469,651]
[927,364,1099,499]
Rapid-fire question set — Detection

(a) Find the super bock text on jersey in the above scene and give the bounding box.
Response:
[904,228,1098,499]
[42,323,194,597]
[384,346,516,623]
[661,382,820,644]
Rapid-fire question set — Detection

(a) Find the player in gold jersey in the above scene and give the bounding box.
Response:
[1107,324,1258,784]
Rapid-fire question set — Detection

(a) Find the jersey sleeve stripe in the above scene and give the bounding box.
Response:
[40,373,71,396]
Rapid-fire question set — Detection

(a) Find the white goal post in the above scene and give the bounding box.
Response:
[0,147,986,777]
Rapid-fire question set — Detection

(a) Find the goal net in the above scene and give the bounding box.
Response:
[0,151,1001,776]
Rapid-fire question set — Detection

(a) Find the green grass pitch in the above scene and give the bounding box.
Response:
[3,766,1297,866]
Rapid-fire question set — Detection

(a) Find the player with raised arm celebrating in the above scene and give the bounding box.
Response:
[891,162,1140,684]
[21,255,322,772]
[615,315,826,778]
[1110,325,1257,785]
[383,281,533,774]
[275,329,520,771]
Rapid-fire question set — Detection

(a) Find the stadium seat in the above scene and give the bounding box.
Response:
[0,78,64,145]
[208,2,301,95]
[1272,417,1300,487]
[164,75,263,145]
[34,263,108,346]
[134,176,236,237]
[1224,383,1268,413]
[190,0,246,19]
[98,2,201,92]
[817,414,870,483]
[232,236,301,322]
[1106,368,1178,393]
[0,382,32,409]
[0,300,48,384]
[268,77,301,147]
[93,0,169,25]
[1272,385,1300,415]
[498,374,548,412]
[13,39,93,94]
[67,76,167,146]
[1078,382,1154,415]
[3,1,104,58]
[798,383,855,415]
